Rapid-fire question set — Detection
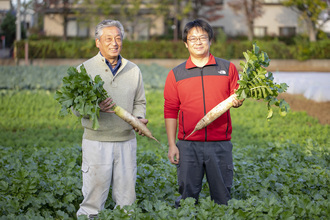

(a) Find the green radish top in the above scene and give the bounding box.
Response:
[235,43,290,120]
[54,65,108,130]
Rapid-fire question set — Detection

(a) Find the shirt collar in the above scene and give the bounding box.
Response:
[99,52,122,75]
[185,53,216,69]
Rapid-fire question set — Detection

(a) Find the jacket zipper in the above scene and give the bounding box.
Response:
[200,68,207,141]
[182,112,186,139]
[226,111,229,139]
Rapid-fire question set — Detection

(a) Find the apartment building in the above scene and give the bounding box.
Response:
[37,0,330,40]
[43,1,165,40]
[207,0,302,38]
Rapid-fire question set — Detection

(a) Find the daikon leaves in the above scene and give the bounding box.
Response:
[236,43,290,120]
[54,65,108,130]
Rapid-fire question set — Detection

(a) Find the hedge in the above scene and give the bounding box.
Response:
[15,39,330,60]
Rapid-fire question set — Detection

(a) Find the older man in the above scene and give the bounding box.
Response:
[76,19,147,218]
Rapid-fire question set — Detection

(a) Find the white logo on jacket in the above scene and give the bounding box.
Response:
[218,70,226,75]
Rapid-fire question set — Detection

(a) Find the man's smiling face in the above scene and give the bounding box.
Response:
[184,27,211,59]
[96,26,123,61]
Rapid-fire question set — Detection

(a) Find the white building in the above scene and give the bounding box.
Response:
[6,0,330,40]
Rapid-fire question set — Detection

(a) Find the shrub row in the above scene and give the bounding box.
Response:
[0,64,170,91]
[15,39,330,60]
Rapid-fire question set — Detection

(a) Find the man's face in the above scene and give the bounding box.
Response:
[184,27,211,59]
[96,26,122,60]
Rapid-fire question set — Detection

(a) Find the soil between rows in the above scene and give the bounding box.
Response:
[277,93,330,125]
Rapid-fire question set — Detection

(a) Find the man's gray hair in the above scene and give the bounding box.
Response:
[95,19,125,40]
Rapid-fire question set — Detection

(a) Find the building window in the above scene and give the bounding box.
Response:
[77,23,88,37]
[254,26,267,37]
[67,19,89,37]
[279,27,296,37]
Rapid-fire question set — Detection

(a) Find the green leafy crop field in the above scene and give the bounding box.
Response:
[0,65,329,219]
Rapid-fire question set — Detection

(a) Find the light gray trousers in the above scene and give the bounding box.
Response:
[76,138,137,217]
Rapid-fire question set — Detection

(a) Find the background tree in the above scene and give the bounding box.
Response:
[148,0,174,40]
[171,0,194,41]
[74,0,121,26]
[28,0,74,41]
[282,0,329,42]
[61,0,71,41]
[74,0,172,40]
[189,0,224,22]
[21,0,33,32]
[28,0,46,37]
[227,0,264,41]
[119,0,143,40]
[122,0,173,40]
[168,0,223,41]
[1,12,16,47]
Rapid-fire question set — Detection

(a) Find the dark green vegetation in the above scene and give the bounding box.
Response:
[0,64,329,219]
[54,66,108,130]
[15,38,330,60]
[236,43,289,119]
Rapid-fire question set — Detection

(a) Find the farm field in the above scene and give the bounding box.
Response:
[0,65,329,219]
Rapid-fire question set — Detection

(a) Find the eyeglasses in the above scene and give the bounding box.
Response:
[187,35,209,43]
[104,36,122,44]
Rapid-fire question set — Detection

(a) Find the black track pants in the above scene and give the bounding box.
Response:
[175,140,233,207]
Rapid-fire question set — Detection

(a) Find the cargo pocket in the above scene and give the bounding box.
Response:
[80,162,91,196]
[225,164,234,192]
[81,162,89,173]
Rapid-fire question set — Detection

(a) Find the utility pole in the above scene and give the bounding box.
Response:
[16,0,21,41]
[15,0,21,64]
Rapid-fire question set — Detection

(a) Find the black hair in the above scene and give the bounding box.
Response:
[182,19,214,43]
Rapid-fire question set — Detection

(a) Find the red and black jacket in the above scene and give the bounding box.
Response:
[164,54,239,141]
